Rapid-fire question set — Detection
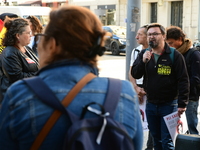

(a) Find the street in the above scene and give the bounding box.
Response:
[98,52,126,80]
[98,52,200,150]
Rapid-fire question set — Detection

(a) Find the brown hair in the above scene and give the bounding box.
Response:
[166,26,185,42]
[147,23,166,35]
[26,15,43,35]
[42,5,106,66]
[3,18,29,46]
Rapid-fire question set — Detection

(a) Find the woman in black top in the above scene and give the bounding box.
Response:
[0,18,39,102]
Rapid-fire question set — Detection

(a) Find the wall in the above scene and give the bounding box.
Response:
[142,0,199,42]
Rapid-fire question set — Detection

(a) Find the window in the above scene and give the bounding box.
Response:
[171,1,183,28]
[97,5,116,25]
[151,3,157,23]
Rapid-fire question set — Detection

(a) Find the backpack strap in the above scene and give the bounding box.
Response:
[103,78,122,118]
[24,77,67,114]
[24,73,96,150]
[133,48,140,60]
[169,47,175,64]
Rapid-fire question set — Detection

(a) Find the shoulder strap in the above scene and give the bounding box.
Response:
[24,76,67,114]
[24,73,96,150]
[169,47,175,64]
[103,78,122,118]
[133,48,140,60]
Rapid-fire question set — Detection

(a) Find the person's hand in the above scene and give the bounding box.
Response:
[178,107,186,118]
[143,51,151,63]
[135,86,146,104]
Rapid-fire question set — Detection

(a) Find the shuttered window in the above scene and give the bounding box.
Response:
[151,3,157,23]
[171,1,183,28]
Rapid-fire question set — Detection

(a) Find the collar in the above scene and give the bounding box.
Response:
[37,59,99,76]
[164,42,172,54]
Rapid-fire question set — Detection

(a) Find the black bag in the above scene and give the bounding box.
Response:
[24,73,134,150]
[175,134,200,150]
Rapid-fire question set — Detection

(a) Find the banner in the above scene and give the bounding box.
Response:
[139,95,149,131]
[163,111,188,145]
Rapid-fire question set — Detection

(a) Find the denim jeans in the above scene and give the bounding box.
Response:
[185,100,199,134]
[146,100,178,150]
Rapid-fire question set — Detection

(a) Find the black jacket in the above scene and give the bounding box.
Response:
[0,46,39,102]
[131,43,189,108]
[184,49,200,101]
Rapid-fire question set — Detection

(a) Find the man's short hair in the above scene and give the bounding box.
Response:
[147,23,166,35]
[140,24,148,34]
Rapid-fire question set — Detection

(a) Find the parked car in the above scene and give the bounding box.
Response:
[103,26,126,55]
[193,39,200,48]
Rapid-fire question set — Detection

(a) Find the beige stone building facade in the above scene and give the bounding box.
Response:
[1,0,199,41]
[69,0,200,42]
[142,0,200,42]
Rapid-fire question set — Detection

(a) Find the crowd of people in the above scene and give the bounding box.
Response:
[0,5,143,150]
[130,23,200,150]
[0,4,199,150]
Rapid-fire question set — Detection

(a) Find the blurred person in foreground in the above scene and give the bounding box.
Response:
[166,26,200,135]
[129,24,154,150]
[0,5,143,150]
[26,15,43,55]
[131,23,189,150]
[0,18,39,102]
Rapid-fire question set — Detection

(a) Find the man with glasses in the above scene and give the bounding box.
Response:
[131,23,189,150]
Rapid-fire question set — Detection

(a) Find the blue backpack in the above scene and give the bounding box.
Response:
[24,73,134,150]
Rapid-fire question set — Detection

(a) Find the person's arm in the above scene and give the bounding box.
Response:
[129,49,146,104]
[129,67,146,104]
[190,50,200,88]
[174,51,190,117]
[2,48,38,83]
[0,92,18,149]
[132,101,143,150]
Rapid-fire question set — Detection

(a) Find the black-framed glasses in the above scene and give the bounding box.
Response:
[33,33,47,48]
[147,33,162,37]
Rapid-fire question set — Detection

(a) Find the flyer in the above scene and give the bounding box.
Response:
[163,111,188,145]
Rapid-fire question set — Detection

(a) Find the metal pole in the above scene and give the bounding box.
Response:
[125,0,141,80]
